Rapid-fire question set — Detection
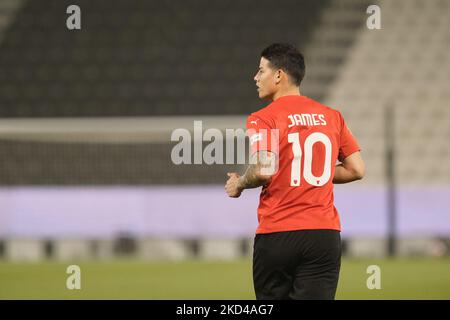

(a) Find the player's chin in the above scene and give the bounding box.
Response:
[258,88,274,100]
[257,90,267,99]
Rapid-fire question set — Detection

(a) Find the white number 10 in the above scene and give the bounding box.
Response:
[288,132,332,187]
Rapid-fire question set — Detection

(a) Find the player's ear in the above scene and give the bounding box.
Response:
[275,69,282,84]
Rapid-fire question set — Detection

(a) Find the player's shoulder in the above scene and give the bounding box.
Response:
[310,99,346,125]
[305,98,349,133]
[307,97,342,116]
[248,102,276,125]
[250,100,275,116]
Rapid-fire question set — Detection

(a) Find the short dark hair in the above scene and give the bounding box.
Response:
[261,43,305,86]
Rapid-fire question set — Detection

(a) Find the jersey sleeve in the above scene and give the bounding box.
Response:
[338,113,361,162]
[246,114,277,156]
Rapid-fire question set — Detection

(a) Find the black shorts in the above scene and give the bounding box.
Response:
[253,229,341,300]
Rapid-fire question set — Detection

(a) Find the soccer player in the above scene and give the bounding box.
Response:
[225,43,365,300]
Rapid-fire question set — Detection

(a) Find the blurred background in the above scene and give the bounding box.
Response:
[0,0,449,299]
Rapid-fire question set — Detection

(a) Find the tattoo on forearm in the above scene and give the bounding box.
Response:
[239,151,275,189]
[239,164,264,189]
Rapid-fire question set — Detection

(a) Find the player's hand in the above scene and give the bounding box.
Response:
[225,172,243,198]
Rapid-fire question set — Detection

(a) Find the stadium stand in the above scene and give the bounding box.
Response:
[0,0,329,117]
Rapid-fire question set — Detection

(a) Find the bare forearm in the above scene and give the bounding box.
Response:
[333,164,363,184]
[238,164,268,189]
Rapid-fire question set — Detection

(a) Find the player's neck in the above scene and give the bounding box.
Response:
[272,87,301,101]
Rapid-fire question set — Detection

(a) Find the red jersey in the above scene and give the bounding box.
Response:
[246,95,360,234]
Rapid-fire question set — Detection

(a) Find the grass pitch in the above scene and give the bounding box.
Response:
[0,258,449,299]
